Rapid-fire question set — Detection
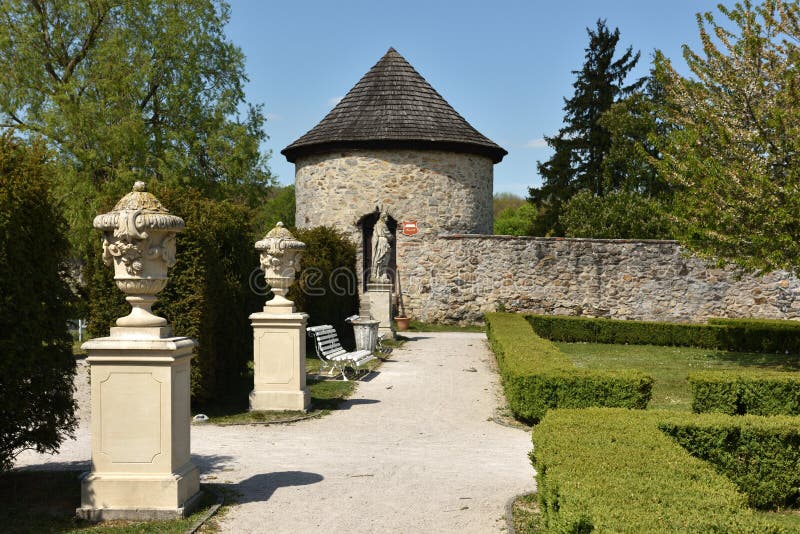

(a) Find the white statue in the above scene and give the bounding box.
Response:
[370,212,393,283]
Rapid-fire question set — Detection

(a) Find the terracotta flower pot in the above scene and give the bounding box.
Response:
[394,316,410,331]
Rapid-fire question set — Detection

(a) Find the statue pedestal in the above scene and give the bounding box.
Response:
[77,331,200,521]
[367,283,395,339]
[249,309,310,412]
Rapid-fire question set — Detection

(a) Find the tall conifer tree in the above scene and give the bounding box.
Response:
[529,20,643,235]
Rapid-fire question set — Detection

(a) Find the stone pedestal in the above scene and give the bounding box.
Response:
[77,330,200,521]
[249,311,310,412]
[367,282,395,338]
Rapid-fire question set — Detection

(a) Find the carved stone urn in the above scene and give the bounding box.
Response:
[93,181,184,328]
[255,222,306,313]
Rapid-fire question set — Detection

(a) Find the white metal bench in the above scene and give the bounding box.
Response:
[307,324,377,380]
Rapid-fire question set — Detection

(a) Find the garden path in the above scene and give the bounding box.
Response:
[16,332,535,533]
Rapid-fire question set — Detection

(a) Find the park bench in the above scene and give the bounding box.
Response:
[307,324,377,380]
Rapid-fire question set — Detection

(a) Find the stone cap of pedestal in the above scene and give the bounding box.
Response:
[250,311,309,326]
[82,336,195,363]
[367,283,392,292]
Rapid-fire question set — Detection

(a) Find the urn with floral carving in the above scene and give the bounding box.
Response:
[255,222,306,313]
[93,181,184,327]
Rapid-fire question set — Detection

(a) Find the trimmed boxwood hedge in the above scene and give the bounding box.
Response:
[708,317,800,330]
[526,313,722,347]
[660,413,800,509]
[690,371,800,416]
[485,313,652,423]
[525,314,800,353]
[532,408,789,532]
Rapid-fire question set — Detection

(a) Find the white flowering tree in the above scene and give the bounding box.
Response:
[656,0,800,271]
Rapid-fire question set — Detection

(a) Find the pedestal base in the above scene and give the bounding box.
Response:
[78,333,200,521]
[250,311,310,412]
[249,389,310,411]
[366,283,395,339]
[76,464,201,521]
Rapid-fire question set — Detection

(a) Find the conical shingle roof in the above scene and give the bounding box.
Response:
[282,48,507,163]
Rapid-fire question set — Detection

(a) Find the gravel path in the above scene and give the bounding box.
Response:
[16,332,535,533]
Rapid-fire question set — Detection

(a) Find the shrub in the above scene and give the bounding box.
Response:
[660,413,800,509]
[526,313,724,347]
[0,136,76,471]
[86,186,262,410]
[708,318,800,353]
[525,313,800,353]
[561,189,675,239]
[690,371,800,416]
[708,318,800,330]
[289,226,359,348]
[485,313,652,423]
[532,408,786,532]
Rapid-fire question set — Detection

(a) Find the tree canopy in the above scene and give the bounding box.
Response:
[0,0,274,250]
[656,0,800,271]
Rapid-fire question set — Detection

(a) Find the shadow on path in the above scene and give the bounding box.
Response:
[231,471,324,503]
[335,398,380,410]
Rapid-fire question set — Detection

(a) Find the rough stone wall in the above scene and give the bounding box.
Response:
[294,149,494,238]
[398,235,800,324]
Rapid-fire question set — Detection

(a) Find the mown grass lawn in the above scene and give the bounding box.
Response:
[557,342,800,411]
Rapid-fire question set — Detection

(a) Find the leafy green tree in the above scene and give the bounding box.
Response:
[494,203,539,236]
[0,0,273,252]
[561,189,674,239]
[530,19,644,235]
[656,0,800,271]
[254,184,296,233]
[493,192,526,217]
[0,135,76,471]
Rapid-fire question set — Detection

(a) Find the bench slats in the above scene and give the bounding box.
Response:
[308,324,376,379]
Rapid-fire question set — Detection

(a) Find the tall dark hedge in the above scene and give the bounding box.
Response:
[86,185,262,411]
[289,226,359,348]
[0,135,76,471]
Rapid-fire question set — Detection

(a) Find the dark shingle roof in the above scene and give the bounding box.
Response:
[281,48,507,163]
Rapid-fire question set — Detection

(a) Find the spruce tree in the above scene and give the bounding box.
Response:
[529,20,644,235]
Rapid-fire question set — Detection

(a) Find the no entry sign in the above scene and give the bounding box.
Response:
[401,221,418,236]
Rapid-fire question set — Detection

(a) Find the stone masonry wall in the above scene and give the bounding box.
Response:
[295,149,494,237]
[397,235,800,324]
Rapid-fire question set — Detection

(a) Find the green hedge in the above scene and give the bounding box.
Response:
[485,313,652,423]
[288,226,359,349]
[690,371,800,416]
[526,313,724,347]
[0,136,76,471]
[660,413,800,509]
[526,313,800,353]
[532,408,787,532]
[708,317,800,330]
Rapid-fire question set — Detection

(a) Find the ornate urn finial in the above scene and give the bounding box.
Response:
[93,181,184,328]
[255,222,306,313]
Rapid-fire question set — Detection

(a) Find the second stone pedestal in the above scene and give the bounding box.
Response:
[249,311,310,412]
[367,282,395,339]
[77,333,200,521]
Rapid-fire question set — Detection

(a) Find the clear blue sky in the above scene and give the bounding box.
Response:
[225,0,715,197]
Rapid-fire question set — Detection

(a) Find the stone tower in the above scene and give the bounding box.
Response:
[282,47,506,312]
